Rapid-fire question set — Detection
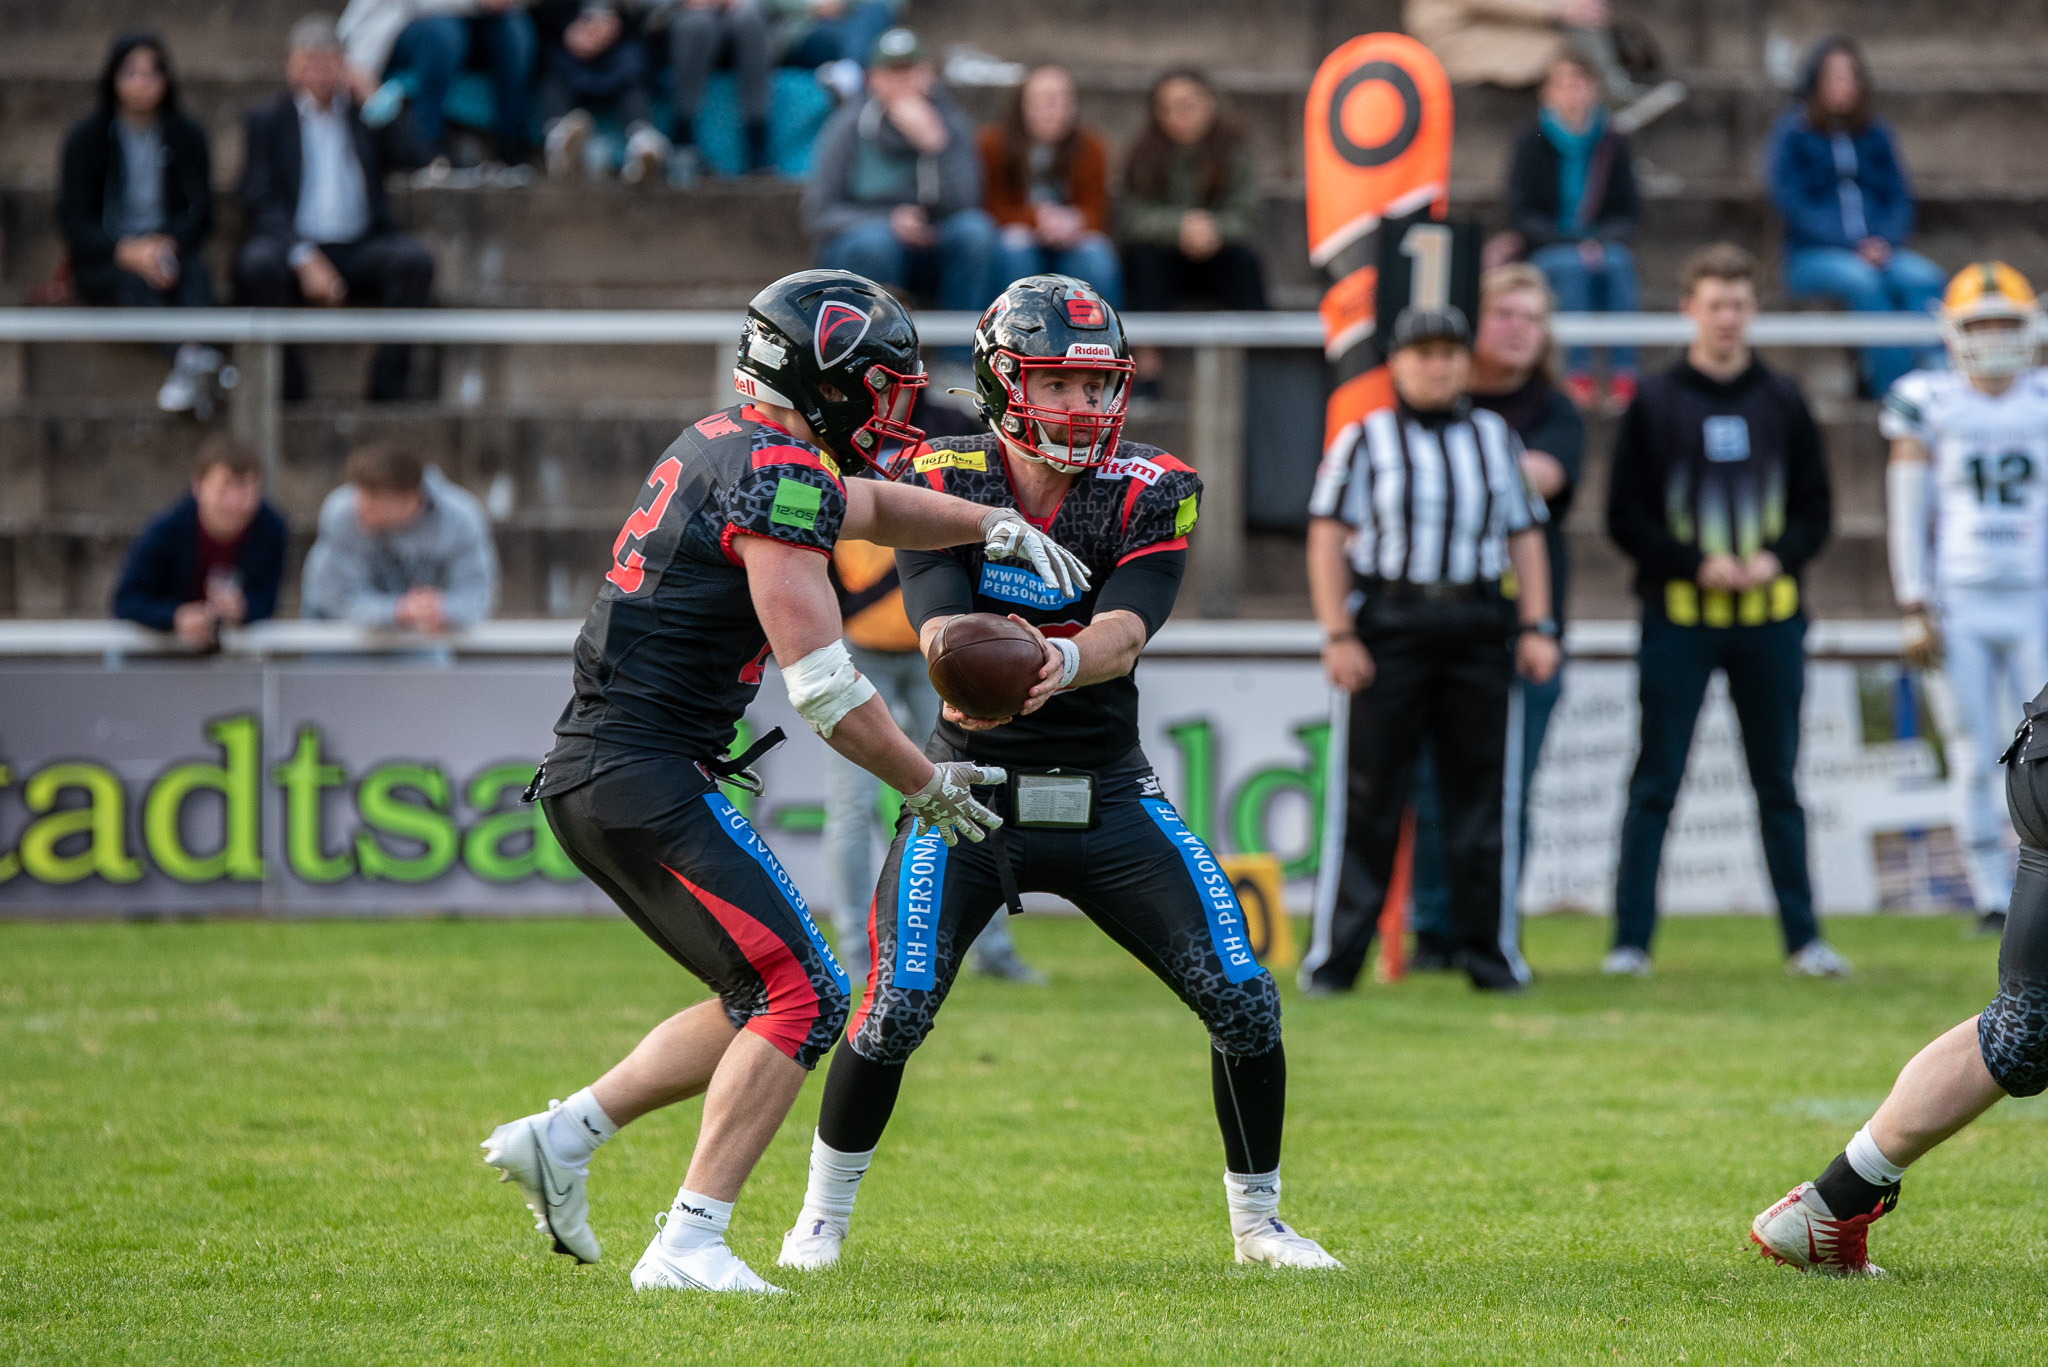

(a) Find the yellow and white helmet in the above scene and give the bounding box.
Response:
[1940,261,2038,379]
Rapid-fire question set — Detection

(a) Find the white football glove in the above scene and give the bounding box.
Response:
[903,762,1006,846]
[980,508,1091,600]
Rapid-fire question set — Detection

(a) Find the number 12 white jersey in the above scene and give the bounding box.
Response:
[1880,367,2048,591]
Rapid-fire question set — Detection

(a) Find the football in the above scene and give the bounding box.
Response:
[927,613,1047,720]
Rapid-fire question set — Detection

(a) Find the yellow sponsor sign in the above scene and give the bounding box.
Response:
[1222,852,1295,969]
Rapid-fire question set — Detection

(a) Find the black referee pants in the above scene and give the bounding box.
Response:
[1305,595,1525,991]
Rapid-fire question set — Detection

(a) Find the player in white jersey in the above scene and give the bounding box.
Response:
[1882,261,2048,920]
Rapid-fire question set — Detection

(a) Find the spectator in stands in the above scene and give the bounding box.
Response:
[236,14,436,402]
[1603,244,1841,978]
[665,1,772,180]
[773,0,900,101]
[338,0,538,169]
[302,443,499,629]
[1404,0,1683,126]
[1509,52,1641,413]
[1120,68,1265,396]
[533,0,670,183]
[804,28,996,322]
[1406,265,1584,970]
[1767,35,1945,397]
[979,65,1120,305]
[113,435,287,649]
[58,32,225,418]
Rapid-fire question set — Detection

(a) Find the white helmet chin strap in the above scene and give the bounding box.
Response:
[999,428,1089,475]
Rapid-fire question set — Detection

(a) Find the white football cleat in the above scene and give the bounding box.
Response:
[480,1103,600,1263]
[777,1214,847,1270]
[632,1219,786,1294]
[1787,940,1852,978]
[1750,1181,1892,1277]
[1234,1216,1344,1269]
[1602,947,1653,976]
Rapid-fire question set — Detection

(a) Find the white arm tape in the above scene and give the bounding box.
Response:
[782,639,877,738]
[1886,460,1932,608]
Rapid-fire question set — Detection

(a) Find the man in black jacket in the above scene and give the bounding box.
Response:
[1603,243,1845,978]
[113,434,288,649]
[1508,53,1643,413]
[235,13,432,401]
[57,32,223,415]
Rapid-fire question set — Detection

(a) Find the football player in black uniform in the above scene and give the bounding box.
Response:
[775,275,1340,1274]
[480,270,1090,1295]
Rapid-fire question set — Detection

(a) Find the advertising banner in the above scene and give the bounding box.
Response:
[0,656,1976,918]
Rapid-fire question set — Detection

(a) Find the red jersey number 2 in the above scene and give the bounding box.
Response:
[607,456,683,593]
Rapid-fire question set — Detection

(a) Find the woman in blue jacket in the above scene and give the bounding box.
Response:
[1766,35,1944,394]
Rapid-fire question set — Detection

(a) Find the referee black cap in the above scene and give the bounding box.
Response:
[1390,305,1471,352]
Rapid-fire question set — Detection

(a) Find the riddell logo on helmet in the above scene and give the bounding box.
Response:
[815,301,871,369]
[1064,295,1107,326]
[1066,343,1116,360]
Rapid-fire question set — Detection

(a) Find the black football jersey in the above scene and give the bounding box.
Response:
[539,405,848,795]
[895,433,1200,771]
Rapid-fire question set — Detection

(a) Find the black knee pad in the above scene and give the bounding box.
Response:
[1978,979,2048,1097]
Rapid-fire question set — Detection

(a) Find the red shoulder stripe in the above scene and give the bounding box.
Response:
[1119,475,1147,535]
[1117,537,1187,565]
[752,443,843,484]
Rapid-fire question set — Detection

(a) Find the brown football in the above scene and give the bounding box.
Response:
[927,613,1046,720]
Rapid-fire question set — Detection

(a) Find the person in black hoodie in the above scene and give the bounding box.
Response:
[1507,52,1642,414]
[57,32,225,417]
[1603,243,1844,980]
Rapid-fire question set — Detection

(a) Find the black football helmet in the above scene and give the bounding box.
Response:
[732,269,927,471]
[971,274,1133,472]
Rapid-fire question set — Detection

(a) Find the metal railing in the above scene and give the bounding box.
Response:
[0,307,1940,620]
[0,616,1909,662]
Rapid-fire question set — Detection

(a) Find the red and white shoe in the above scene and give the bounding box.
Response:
[1749,1181,1894,1277]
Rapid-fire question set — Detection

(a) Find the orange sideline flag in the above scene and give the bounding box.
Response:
[1305,33,1453,446]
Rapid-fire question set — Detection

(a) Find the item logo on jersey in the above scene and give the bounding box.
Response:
[1703,415,1751,463]
[1098,455,1162,484]
[1066,342,1116,361]
[912,447,988,474]
[1063,295,1107,327]
[814,301,871,370]
[1174,493,1200,537]
[771,477,822,530]
[979,561,1081,610]
[695,411,742,440]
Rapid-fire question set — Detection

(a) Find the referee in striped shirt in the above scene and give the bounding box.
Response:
[1301,306,1561,993]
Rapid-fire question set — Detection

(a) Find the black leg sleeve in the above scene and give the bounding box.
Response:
[816,1042,907,1154]
[1211,1042,1285,1174]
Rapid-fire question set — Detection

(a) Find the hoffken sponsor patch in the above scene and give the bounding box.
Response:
[913,447,988,474]
[771,477,821,529]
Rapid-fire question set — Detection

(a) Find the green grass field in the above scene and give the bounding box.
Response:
[5,913,2048,1364]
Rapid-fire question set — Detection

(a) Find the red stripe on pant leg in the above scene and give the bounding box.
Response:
[663,863,819,1061]
[849,889,884,1039]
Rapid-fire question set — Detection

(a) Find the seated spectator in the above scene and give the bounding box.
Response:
[1405,0,1683,125]
[666,0,771,179]
[339,0,537,168]
[1767,35,1945,396]
[1509,52,1641,413]
[58,32,225,417]
[803,28,996,321]
[1120,68,1265,394]
[773,0,899,100]
[236,13,436,402]
[979,65,1120,305]
[534,0,669,183]
[113,435,287,649]
[302,443,499,629]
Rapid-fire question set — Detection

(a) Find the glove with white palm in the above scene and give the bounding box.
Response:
[981,508,1092,600]
[903,761,1007,846]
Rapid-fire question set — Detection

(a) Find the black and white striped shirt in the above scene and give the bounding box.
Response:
[1308,400,1544,583]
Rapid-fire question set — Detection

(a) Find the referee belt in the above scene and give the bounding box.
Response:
[1663,575,1799,628]
[1359,577,1504,606]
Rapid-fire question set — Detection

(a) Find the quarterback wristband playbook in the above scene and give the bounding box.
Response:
[1007,768,1096,830]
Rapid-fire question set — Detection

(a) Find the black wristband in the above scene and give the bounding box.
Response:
[1518,618,1560,639]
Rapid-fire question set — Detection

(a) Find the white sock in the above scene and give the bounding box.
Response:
[1224,1168,1282,1241]
[1845,1125,1908,1186]
[796,1130,874,1232]
[658,1187,733,1252]
[543,1087,617,1169]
